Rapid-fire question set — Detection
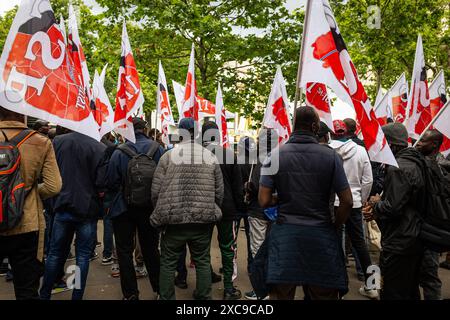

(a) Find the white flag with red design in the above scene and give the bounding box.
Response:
[68,5,91,98]
[181,44,199,121]
[433,101,450,157]
[374,87,393,126]
[388,73,408,123]
[215,84,230,148]
[299,0,397,166]
[263,66,292,144]
[114,21,144,143]
[429,71,449,156]
[0,0,100,140]
[92,65,114,138]
[305,82,333,131]
[157,61,175,145]
[172,80,233,121]
[429,70,446,119]
[404,35,431,139]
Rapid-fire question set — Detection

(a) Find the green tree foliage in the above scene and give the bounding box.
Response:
[0,0,448,126]
[330,0,450,101]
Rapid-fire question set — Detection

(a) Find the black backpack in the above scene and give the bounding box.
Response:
[0,129,36,232]
[118,142,160,208]
[419,157,450,252]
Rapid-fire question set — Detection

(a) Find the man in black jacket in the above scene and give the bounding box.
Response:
[40,131,106,300]
[202,121,245,300]
[363,123,426,300]
[416,129,444,300]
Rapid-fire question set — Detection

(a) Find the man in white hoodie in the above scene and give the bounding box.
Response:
[331,120,377,299]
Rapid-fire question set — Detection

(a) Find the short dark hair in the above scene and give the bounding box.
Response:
[294,106,319,132]
[33,120,49,131]
[343,118,357,134]
[0,106,23,122]
[428,129,444,149]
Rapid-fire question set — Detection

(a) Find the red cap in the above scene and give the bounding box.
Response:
[333,120,348,136]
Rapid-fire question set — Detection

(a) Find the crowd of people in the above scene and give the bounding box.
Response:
[0,105,449,300]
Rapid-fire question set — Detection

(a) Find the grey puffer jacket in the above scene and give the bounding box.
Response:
[150,141,224,228]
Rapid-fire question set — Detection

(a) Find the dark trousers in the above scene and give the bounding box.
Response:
[342,208,372,280]
[160,224,214,300]
[40,214,97,300]
[112,208,160,298]
[236,214,252,273]
[270,284,339,300]
[380,251,422,300]
[0,232,43,300]
[419,249,442,300]
[176,246,188,280]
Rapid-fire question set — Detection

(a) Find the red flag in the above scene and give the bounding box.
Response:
[404,35,431,139]
[373,87,393,126]
[157,61,175,145]
[263,67,292,144]
[181,44,199,121]
[299,0,397,166]
[305,82,333,131]
[0,0,99,140]
[114,21,144,143]
[215,84,229,148]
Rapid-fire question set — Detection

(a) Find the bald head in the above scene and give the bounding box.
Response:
[294,106,320,134]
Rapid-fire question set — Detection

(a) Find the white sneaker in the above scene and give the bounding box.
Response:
[359,285,379,299]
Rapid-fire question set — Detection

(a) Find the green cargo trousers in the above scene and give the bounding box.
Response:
[159,223,214,300]
[216,220,238,290]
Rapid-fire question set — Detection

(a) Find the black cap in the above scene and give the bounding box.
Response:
[318,121,332,138]
[132,117,147,131]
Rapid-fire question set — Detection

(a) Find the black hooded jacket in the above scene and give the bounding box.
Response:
[374,148,426,254]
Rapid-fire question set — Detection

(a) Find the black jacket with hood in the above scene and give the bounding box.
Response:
[374,148,426,254]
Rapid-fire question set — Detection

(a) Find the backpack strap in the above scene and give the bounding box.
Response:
[117,144,139,158]
[9,129,36,148]
[146,142,160,160]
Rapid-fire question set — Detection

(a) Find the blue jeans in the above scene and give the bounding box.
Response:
[40,213,97,300]
[102,215,114,258]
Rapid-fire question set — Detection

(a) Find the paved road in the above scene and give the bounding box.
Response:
[1,222,449,300]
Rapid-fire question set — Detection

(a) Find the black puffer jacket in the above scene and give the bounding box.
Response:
[212,145,246,221]
[374,148,426,254]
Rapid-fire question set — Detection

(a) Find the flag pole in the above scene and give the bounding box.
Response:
[293,0,312,123]
[413,100,450,147]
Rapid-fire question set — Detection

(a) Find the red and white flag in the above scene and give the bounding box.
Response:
[388,73,408,123]
[428,71,449,156]
[215,84,229,148]
[157,61,175,145]
[114,21,144,143]
[374,87,393,126]
[433,101,450,157]
[0,0,100,140]
[305,82,333,131]
[263,66,292,144]
[429,70,446,119]
[181,44,199,120]
[92,65,114,138]
[299,0,397,166]
[59,14,67,45]
[172,80,234,121]
[68,4,91,98]
[404,35,431,139]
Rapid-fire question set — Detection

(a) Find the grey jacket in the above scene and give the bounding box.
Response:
[150,142,224,227]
